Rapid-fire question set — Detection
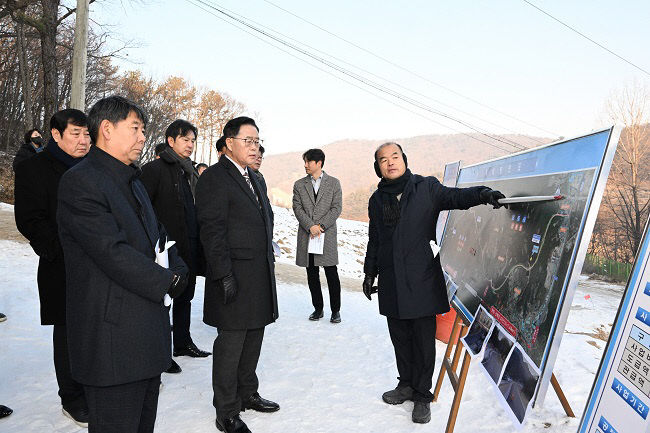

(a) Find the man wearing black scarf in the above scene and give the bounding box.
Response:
[363,142,505,425]
[14,109,91,427]
[140,119,210,365]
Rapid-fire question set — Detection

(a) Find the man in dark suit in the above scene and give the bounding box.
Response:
[363,142,505,424]
[14,109,91,427]
[141,119,211,371]
[57,96,188,433]
[248,144,266,192]
[196,117,279,433]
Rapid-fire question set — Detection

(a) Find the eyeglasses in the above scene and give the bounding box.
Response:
[229,137,263,148]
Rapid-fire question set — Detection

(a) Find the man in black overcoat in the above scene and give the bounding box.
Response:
[363,142,505,424]
[57,96,188,433]
[195,117,279,433]
[14,109,91,427]
[141,119,211,367]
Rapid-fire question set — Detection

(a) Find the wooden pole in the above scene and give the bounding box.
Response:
[70,0,90,110]
[434,315,463,401]
[551,373,575,417]
[445,351,471,433]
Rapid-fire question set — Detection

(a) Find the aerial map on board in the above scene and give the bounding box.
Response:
[441,159,596,367]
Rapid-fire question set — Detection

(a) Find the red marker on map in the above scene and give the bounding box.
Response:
[497,195,565,205]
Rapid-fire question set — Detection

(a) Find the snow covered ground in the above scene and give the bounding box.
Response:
[272,206,368,280]
[0,204,627,432]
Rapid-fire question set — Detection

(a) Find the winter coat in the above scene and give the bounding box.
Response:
[140,151,205,275]
[292,172,342,267]
[364,174,485,319]
[14,149,68,325]
[195,156,278,330]
[57,146,187,386]
[12,142,41,171]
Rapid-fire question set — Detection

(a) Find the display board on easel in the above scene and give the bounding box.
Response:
[436,127,620,428]
[578,217,650,433]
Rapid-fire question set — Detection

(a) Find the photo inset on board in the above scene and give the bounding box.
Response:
[481,324,515,383]
[462,305,495,357]
[498,345,540,424]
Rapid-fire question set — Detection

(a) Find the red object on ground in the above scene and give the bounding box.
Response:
[436,307,459,344]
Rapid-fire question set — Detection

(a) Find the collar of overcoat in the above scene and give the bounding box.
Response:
[303,171,329,206]
[220,156,264,215]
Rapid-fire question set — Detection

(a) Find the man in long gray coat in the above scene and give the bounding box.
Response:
[292,149,343,323]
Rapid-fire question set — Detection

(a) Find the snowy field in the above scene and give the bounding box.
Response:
[272,206,368,280]
[0,204,626,432]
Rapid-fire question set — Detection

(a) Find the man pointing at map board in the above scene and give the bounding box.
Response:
[363,142,506,424]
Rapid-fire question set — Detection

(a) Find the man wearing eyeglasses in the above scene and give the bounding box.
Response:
[196,117,279,433]
[248,145,266,193]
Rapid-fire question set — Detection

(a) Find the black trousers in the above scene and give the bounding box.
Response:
[212,328,265,420]
[306,253,341,312]
[84,375,161,433]
[387,316,437,402]
[172,273,196,349]
[53,325,85,411]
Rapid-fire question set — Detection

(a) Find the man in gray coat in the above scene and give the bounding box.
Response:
[292,149,343,323]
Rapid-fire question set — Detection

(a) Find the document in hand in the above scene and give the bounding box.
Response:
[308,233,325,255]
[155,238,176,307]
[430,240,441,257]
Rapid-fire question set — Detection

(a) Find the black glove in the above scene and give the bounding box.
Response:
[168,273,188,298]
[167,259,189,298]
[221,273,238,305]
[479,188,507,209]
[363,274,378,300]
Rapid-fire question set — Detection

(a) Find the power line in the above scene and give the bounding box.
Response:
[187,0,518,154]
[214,1,545,146]
[521,0,650,77]
[261,0,559,137]
[190,0,529,152]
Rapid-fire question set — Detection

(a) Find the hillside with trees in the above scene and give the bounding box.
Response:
[261,133,549,220]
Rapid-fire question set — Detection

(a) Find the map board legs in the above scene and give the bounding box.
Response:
[433,315,574,433]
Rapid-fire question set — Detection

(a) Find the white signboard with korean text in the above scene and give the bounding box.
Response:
[579,219,650,433]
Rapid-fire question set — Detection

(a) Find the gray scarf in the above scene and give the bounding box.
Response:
[161,147,200,195]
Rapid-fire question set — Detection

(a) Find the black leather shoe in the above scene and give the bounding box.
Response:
[242,392,280,413]
[216,415,251,433]
[0,405,12,418]
[330,311,341,323]
[166,359,182,374]
[308,310,324,321]
[173,342,211,358]
[62,406,89,428]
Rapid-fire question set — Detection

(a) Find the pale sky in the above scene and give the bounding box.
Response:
[93,0,650,154]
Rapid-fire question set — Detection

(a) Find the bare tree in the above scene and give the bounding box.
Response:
[603,81,650,259]
[4,0,97,133]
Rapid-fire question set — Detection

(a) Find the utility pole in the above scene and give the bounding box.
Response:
[70,0,90,110]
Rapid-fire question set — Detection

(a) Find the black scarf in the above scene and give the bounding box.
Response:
[377,169,412,227]
[46,137,84,168]
[161,147,199,195]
